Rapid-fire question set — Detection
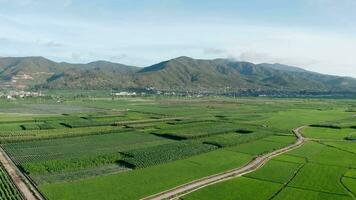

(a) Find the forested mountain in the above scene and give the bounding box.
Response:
[1,56,355,93]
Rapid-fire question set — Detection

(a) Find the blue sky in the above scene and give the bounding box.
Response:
[1,0,356,76]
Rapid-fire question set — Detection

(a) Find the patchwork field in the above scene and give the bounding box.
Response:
[183,114,356,200]
[0,96,355,200]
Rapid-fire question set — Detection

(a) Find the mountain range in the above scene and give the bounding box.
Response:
[1,56,356,93]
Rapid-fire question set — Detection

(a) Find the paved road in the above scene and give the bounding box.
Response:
[142,126,306,200]
[0,147,44,200]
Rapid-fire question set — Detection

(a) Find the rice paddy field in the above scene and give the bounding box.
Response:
[0,95,355,200]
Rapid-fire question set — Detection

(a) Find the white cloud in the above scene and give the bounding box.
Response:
[0,2,355,77]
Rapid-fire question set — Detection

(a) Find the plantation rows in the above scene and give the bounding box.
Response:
[3,130,173,173]
[201,130,277,148]
[121,142,218,168]
[22,153,122,174]
[154,121,244,139]
[0,126,128,143]
[0,111,161,133]
[0,165,22,200]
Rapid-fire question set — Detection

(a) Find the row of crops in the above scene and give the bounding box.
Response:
[0,126,129,143]
[0,110,164,133]
[120,142,217,168]
[0,165,22,200]
[153,121,246,139]
[21,153,122,174]
[201,130,279,148]
[0,106,300,188]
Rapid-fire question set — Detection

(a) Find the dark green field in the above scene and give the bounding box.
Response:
[0,95,355,200]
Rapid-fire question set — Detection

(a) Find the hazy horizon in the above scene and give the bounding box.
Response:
[1,0,355,77]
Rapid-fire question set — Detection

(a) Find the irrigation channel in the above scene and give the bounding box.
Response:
[141,126,306,200]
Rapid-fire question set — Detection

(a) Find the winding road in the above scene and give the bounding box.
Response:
[142,126,306,200]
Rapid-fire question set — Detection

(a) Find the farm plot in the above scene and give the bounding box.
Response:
[287,141,356,167]
[288,163,349,195]
[153,121,247,139]
[302,127,355,140]
[0,123,24,131]
[40,149,252,200]
[273,187,352,200]
[120,141,217,168]
[1,97,355,200]
[182,177,281,200]
[321,141,356,154]
[182,155,305,200]
[225,138,294,156]
[0,164,22,200]
[245,159,303,183]
[199,128,283,148]
[345,169,356,178]
[0,125,127,143]
[3,131,174,175]
[341,177,356,196]
[183,138,356,200]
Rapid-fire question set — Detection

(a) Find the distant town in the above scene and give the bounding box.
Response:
[0,90,43,100]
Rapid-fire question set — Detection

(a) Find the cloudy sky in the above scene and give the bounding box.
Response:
[1,0,356,76]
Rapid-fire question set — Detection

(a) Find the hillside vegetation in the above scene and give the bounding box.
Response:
[1,56,356,92]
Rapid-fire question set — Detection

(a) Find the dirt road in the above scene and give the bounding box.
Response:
[0,147,44,200]
[142,126,306,200]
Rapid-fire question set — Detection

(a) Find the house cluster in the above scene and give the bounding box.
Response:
[0,91,42,99]
[112,91,137,96]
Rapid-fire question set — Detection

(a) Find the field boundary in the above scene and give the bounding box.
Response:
[0,146,45,200]
[141,126,306,200]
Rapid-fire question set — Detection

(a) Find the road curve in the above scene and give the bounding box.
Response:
[141,126,306,200]
[0,147,44,200]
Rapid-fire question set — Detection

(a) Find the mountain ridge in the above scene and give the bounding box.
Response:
[0,56,355,93]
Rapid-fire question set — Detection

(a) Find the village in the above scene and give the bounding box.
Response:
[0,90,43,100]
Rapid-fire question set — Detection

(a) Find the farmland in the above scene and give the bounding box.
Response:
[0,96,355,200]
[183,114,356,200]
[0,164,22,200]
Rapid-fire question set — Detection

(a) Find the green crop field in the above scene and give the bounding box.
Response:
[0,96,355,200]
[0,164,22,200]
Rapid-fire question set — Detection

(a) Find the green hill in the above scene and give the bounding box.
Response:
[1,56,355,93]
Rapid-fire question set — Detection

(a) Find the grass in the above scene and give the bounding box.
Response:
[303,127,355,140]
[273,154,307,164]
[322,141,356,154]
[288,163,349,195]
[182,177,281,200]
[273,187,353,200]
[40,150,252,200]
[225,138,293,156]
[245,159,303,183]
[341,177,356,197]
[200,128,286,148]
[262,108,351,131]
[345,169,356,178]
[288,141,356,167]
